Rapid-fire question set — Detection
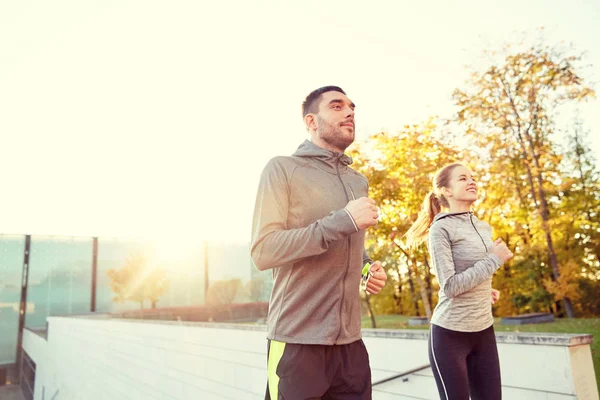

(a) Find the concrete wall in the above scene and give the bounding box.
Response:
[365,329,598,399]
[22,317,598,400]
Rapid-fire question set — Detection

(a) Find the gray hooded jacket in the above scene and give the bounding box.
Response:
[428,211,503,332]
[251,140,372,345]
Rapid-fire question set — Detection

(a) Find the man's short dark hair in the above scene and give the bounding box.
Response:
[302,86,346,118]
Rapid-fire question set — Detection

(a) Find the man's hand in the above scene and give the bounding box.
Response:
[345,197,378,230]
[365,261,387,295]
[491,288,500,304]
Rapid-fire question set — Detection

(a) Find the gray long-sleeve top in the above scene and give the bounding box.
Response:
[428,212,503,332]
[251,140,372,345]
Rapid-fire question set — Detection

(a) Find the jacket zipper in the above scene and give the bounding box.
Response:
[348,182,356,201]
[469,213,488,252]
[335,160,352,343]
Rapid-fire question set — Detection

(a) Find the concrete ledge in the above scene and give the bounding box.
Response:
[495,331,593,347]
[363,328,592,346]
[362,328,430,340]
[502,312,555,325]
[59,316,594,347]
[28,328,48,340]
[120,319,270,331]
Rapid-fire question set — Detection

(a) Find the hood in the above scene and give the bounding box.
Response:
[433,211,473,224]
[293,140,353,172]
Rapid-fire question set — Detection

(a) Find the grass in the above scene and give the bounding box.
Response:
[361,315,600,393]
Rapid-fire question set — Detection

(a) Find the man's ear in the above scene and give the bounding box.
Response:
[304,114,317,131]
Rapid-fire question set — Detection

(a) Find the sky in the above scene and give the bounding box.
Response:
[1,0,599,243]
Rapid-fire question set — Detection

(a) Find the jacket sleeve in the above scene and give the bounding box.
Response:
[428,223,502,298]
[250,158,358,271]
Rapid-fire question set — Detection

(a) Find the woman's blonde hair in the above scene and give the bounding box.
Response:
[404,162,464,249]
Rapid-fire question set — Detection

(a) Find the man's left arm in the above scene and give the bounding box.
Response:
[360,179,386,294]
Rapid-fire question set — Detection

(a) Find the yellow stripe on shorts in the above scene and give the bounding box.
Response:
[267,340,286,400]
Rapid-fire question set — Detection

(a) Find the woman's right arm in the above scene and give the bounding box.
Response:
[428,224,503,299]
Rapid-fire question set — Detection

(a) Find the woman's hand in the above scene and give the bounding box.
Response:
[491,288,501,304]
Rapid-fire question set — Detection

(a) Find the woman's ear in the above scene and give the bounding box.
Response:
[441,186,452,198]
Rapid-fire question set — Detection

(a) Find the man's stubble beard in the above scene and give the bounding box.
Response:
[316,115,354,152]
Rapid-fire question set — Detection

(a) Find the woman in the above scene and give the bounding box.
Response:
[405,162,513,400]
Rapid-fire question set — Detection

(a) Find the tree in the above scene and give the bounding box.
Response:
[206,279,242,306]
[453,40,594,317]
[107,252,170,309]
[561,118,600,274]
[551,118,600,315]
[145,268,170,309]
[344,37,599,319]
[350,118,462,319]
[245,279,266,302]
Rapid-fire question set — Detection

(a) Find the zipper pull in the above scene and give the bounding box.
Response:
[348,182,356,200]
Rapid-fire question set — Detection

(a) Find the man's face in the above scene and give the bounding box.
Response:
[313,91,355,152]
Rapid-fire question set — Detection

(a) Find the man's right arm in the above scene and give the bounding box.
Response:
[250,158,358,271]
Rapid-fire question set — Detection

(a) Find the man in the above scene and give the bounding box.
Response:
[251,86,387,400]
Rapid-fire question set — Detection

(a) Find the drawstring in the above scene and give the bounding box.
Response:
[470,213,488,252]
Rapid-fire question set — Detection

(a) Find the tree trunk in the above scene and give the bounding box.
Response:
[511,160,533,245]
[423,258,434,312]
[407,271,420,317]
[364,295,377,328]
[394,264,404,314]
[392,240,432,318]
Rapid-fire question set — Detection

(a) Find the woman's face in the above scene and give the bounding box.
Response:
[444,165,478,204]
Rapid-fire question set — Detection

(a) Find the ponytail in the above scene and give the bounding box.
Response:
[404,191,442,249]
[404,162,462,249]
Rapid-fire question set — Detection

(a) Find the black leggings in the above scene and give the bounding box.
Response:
[428,324,501,400]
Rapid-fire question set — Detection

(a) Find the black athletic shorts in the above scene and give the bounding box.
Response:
[265,339,372,400]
